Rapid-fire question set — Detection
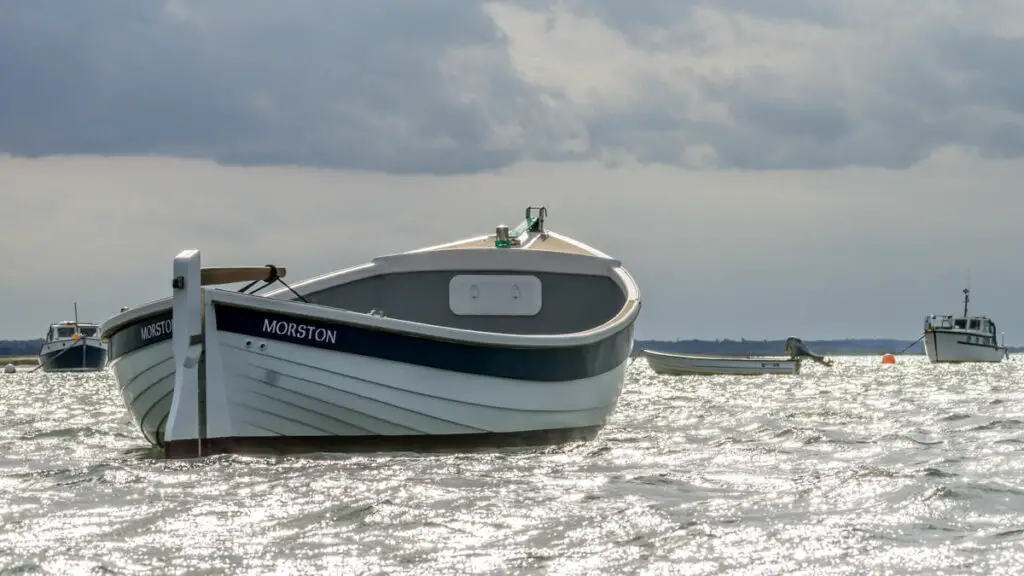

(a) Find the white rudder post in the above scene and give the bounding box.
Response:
[165,249,205,456]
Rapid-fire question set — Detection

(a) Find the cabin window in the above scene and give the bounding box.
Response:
[56,327,75,338]
[969,319,981,330]
[79,327,98,337]
[954,319,967,329]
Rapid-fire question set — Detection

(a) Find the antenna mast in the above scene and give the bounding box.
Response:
[963,269,971,317]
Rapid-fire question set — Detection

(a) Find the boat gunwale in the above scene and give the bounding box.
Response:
[102,230,640,348]
[642,349,798,363]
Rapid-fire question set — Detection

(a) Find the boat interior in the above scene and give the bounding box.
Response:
[297,269,626,335]
[187,206,636,337]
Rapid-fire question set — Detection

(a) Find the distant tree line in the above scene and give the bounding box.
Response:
[0,339,44,356]
[632,338,1024,357]
[2,337,1021,358]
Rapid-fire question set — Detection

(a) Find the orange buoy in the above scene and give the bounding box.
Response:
[881,353,896,364]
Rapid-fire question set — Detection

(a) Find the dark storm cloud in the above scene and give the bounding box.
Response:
[0,0,527,174]
[1,1,1023,173]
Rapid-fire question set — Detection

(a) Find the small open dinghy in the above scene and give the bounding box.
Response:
[101,207,642,458]
[643,337,833,376]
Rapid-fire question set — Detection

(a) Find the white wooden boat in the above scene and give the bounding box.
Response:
[923,287,1007,363]
[642,337,832,376]
[101,207,642,458]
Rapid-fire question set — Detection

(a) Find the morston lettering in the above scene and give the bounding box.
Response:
[140,319,173,341]
[262,318,337,344]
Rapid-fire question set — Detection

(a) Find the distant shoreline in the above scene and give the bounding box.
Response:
[632,337,1021,357]
[3,337,1020,362]
[0,355,39,366]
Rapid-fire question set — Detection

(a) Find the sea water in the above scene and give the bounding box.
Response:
[1,356,1022,574]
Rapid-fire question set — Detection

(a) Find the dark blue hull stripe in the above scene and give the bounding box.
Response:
[106,311,173,362]
[212,302,633,382]
[926,330,1004,351]
[39,342,108,371]
[955,340,1005,350]
[104,303,635,381]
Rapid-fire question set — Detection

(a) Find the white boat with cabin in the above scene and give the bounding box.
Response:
[923,288,1007,363]
[37,304,107,372]
[100,207,642,458]
[643,337,833,376]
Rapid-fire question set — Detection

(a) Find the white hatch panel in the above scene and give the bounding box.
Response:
[449,275,542,316]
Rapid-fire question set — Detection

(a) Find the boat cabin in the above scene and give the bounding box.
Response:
[923,286,1002,346]
[924,314,998,337]
[45,321,100,342]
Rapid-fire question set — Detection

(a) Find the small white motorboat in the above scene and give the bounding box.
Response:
[923,288,1007,363]
[101,207,642,458]
[643,337,833,376]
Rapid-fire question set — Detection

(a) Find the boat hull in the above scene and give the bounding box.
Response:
[924,330,1006,363]
[103,233,642,456]
[104,305,175,445]
[167,330,629,457]
[164,294,635,458]
[38,338,107,372]
[644,350,800,375]
[101,303,634,452]
[110,339,175,445]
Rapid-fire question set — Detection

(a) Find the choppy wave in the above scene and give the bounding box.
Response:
[2,356,1023,575]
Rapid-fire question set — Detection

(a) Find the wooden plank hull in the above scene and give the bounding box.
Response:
[643,350,800,376]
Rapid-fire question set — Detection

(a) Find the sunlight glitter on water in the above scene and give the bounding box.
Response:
[2,355,1024,574]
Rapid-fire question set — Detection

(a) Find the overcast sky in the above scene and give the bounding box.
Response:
[3,1,1024,342]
